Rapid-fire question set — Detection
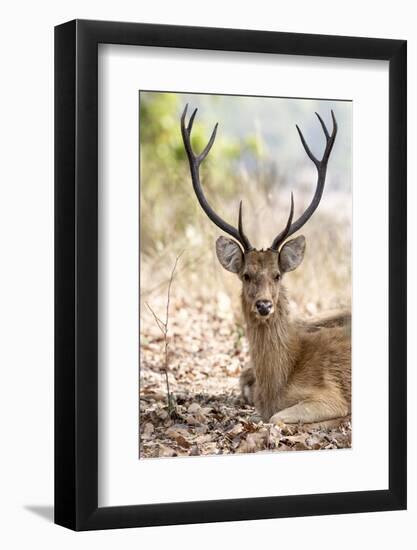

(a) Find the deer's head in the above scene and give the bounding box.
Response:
[181,105,337,322]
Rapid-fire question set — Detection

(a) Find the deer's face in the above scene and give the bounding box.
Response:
[216,235,306,322]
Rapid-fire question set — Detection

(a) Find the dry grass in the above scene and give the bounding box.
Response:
[141,188,351,319]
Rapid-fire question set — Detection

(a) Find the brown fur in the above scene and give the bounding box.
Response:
[297,310,351,334]
[238,249,351,424]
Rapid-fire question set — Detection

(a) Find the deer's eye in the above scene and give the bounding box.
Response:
[274,273,281,281]
[243,273,251,282]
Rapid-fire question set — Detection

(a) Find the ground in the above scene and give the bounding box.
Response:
[139,296,351,459]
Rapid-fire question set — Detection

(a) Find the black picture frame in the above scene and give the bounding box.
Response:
[55,19,407,531]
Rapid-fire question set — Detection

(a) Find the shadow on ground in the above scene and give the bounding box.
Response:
[24,505,54,523]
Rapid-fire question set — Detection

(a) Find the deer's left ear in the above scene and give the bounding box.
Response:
[279,236,306,273]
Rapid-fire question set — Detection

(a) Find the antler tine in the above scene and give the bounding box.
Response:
[180,104,193,157]
[270,193,294,251]
[322,110,337,162]
[315,111,330,140]
[199,123,218,163]
[238,201,253,251]
[181,105,253,251]
[295,124,319,168]
[187,107,198,134]
[270,111,337,250]
[181,105,218,164]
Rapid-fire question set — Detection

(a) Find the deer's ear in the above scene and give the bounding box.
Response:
[279,236,306,273]
[216,236,243,273]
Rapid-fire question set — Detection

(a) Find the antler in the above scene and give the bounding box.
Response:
[181,105,253,251]
[270,111,337,251]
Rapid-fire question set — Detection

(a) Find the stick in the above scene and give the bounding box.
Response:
[145,251,184,415]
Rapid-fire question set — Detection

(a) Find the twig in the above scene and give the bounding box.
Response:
[140,250,205,298]
[145,303,165,334]
[145,251,184,415]
[165,252,183,334]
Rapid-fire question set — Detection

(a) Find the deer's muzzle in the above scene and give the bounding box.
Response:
[255,300,273,317]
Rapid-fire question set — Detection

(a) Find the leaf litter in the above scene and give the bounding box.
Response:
[140,297,351,458]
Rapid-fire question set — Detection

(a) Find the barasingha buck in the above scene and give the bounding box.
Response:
[181,105,351,425]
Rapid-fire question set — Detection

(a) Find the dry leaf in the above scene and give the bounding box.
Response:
[187,403,201,414]
[157,444,176,457]
[141,422,154,440]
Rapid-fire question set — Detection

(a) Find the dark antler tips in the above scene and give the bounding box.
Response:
[182,106,335,255]
[295,124,305,143]
[181,104,200,135]
[181,105,253,252]
[211,122,219,138]
[289,193,295,224]
[331,110,337,131]
[269,191,296,251]
[237,200,253,252]
[187,108,198,133]
[270,110,337,249]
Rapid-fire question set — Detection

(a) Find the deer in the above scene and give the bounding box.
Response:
[181,105,351,425]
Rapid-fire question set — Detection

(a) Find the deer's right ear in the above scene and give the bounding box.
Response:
[216,236,243,274]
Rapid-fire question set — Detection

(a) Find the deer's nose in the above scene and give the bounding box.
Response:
[255,300,273,316]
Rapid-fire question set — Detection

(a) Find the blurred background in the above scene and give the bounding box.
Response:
[140,91,351,321]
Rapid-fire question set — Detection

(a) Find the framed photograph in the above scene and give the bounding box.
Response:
[55,19,407,531]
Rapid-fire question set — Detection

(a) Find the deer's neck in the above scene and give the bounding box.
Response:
[243,288,297,419]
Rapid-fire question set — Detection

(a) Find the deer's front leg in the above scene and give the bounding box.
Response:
[239,365,256,405]
[270,399,349,424]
